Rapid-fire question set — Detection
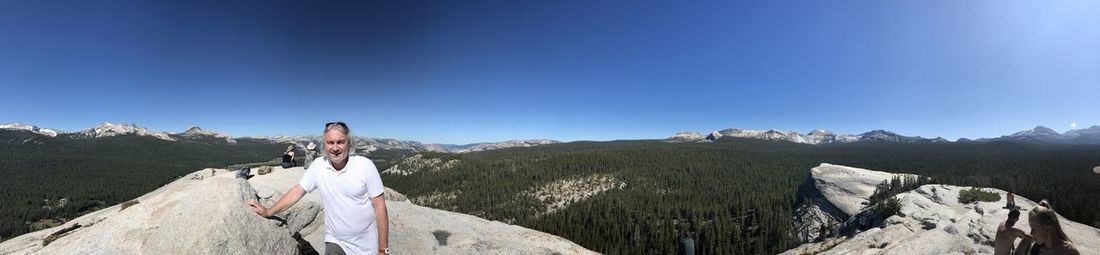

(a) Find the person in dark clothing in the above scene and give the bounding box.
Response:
[1015,200,1081,255]
[282,145,297,168]
[995,208,1031,255]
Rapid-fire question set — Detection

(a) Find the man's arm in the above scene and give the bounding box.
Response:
[1009,227,1033,242]
[247,184,307,217]
[1014,237,1032,255]
[372,194,389,254]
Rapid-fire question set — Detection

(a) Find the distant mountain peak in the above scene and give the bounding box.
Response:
[973,124,1100,144]
[807,129,833,136]
[73,122,176,141]
[175,126,236,143]
[860,129,894,135]
[856,129,929,143]
[668,131,706,142]
[1013,125,1060,137]
[183,126,204,133]
[0,123,59,137]
[677,127,941,145]
[1063,125,1100,138]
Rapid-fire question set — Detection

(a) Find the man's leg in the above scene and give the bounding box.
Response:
[325,242,347,255]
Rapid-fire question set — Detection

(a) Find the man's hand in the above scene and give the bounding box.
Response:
[1010,227,1034,242]
[246,185,307,219]
[246,200,270,217]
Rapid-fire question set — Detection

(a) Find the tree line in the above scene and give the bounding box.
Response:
[382,138,1100,254]
[0,130,289,241]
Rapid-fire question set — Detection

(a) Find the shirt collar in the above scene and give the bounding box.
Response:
[324,157,351,174]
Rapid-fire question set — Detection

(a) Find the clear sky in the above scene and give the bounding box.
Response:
[2,1,1098,144]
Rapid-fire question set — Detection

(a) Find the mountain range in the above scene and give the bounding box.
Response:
[668,125,1100,145]
[975,125,1100,144]
[0,123,58,137]
[0,122,561,153]
[5,122,1100,152]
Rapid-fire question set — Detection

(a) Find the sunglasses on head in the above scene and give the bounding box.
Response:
[325,122,347,129]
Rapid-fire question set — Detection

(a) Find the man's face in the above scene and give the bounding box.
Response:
[324,129,350,163]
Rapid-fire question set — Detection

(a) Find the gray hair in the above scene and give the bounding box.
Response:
[322,122,355,159]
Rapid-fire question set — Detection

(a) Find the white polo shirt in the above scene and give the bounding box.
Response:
[300,155,385,255]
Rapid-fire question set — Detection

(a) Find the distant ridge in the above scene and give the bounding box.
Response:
[670,128,939,144]
[0,123,58,137]
[0,122,559,153]
[5,122,1100,149]
[977,125,1100,144]
[667,125,1100,145]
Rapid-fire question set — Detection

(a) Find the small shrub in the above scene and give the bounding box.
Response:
[42,223,81,246]
[958,187,1000,204]
[119,200,140,211]
[29,218,65,231]
[873,197,901,217]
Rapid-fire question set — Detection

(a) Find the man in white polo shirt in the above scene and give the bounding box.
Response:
[247,122,389,255]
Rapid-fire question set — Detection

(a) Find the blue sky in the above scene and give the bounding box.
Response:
[2,1,1098,144]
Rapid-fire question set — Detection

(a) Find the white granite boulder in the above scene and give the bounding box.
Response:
[784,164,1100,255]
[0,168,321,255]
[0,167,599,255]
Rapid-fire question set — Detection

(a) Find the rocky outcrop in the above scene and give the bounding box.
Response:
[809,164,922,217]
[1,167,598,255]
[381,154,461,176]
[387,189,599,255]
[0,168,319,255]
[529,174,627,216]
[793,163,922,242]
[785,163,1100,255]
